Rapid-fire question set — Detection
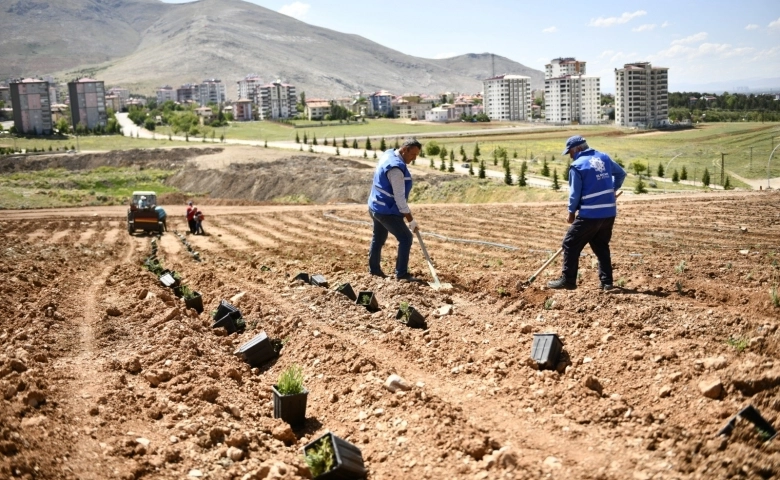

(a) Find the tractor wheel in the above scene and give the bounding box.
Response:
[128,223,135,234]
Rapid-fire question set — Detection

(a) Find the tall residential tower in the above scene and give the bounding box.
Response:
[544,57,601,125]
[614,62,669,127]
[482,74,531,121]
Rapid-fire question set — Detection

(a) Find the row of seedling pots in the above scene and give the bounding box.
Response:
[334,279,427,329]
[270,363,367,479]
[175,231,201,262]
[142,253,204,314]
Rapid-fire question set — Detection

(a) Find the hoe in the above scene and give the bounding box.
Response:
[415,230,452,290]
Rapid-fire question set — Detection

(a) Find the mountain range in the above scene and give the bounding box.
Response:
[0,0,544,98]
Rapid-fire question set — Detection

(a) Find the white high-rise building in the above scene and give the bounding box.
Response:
[544,58,601,125]
[614,62,669,127]
[256,81,297,120]
[156,85,176,105]
[237,75,263,100]
[546,57,586,78]
[198,79,226,106]
[482,74,531,121]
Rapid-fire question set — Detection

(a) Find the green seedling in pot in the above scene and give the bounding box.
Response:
[276,364,304,395]
[359,294,371,305]
[398,301,411,322]
[304,435,336,477]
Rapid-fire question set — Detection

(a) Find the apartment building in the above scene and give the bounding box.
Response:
[233,99,253,121]
[394,98,433,120]
[482,74,532,121]
[237,75,264,101]
[0,85,11,105]
[305,99,331,120]
[176,84,199,104]
[367,91,393,116]
[544,58,601,124]
[256,81,297,120]
[546,57,586,78]
[68,78,107,130]
[9,78,53,135]
[614,62,669,127]
[107,87,130,110]
[199,79,226,106]
[156,85,176,105]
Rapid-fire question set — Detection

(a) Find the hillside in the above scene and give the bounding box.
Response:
[0,0,544,97]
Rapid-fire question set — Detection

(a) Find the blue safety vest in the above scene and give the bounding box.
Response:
[570,149,618,218]
[368,149,412,216]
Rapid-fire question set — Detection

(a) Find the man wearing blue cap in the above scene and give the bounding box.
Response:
[367,138,424,282]
[548,135,626,290]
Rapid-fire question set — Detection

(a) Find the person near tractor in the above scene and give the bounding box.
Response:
[186,201,197,234]
[138,195,149,209]
[195,208,205,235]
[155,206,167,232]
[367,138,423,282]
[548,135,626,291]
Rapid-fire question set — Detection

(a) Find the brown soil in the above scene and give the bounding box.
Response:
[1,191,780,479]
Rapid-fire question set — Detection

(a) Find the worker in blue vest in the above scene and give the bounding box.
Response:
[367,138,423,282]
[548,135,626,291]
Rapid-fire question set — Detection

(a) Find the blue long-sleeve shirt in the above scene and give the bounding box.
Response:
[568,149,626,217]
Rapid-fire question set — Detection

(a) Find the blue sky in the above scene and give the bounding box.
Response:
[162,0,780,92]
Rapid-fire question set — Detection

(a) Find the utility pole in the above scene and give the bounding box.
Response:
[721,153,727,186]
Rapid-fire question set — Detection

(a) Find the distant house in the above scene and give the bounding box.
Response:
[51,104,69,123]
[0,85,10,105]
[425,106,450,122]
[394,97,433,120]
[195,106,213,124]
[105,94,121,113]
[233,99,253,121]
[305,99,331,120]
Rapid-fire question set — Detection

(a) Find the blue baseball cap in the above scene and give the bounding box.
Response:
[562,135,587,155]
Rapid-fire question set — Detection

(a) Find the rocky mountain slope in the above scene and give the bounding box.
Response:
[0,0,543,97]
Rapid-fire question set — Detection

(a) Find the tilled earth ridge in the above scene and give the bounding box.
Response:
[0,191,779,479]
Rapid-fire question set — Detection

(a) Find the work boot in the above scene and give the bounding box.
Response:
[601,283,614,291]
[547,276,577,290]
[397,273,423,283]
[370,271,388,279]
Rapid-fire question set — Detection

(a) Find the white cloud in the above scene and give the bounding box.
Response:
[769,17,780,28]
[661,21,670,28]
[279,2,310,19]
[542,26,558,33]
[654,43,755,60]
[671,32,708,45]
[632,24,656,32]
[589,10,646,27]
[745,24,759,30]
[599,50,615,58]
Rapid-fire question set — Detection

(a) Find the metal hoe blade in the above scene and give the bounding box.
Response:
[415,230,452,290]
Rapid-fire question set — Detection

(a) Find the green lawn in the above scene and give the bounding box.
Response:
[0,134,191,152]
[158,118,529,143]
[430,123,780,183]
[0,166,181,209]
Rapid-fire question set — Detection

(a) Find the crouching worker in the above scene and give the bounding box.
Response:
[155,206,167,232]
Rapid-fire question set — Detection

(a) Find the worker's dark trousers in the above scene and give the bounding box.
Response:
[561,216,615,286]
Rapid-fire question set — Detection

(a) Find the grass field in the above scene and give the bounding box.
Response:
[429,123,780,184]
[0,134,191,152]
[0,167,181,209]
[156,118,529,143]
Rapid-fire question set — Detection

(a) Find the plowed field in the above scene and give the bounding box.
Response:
[1,192,779,479]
